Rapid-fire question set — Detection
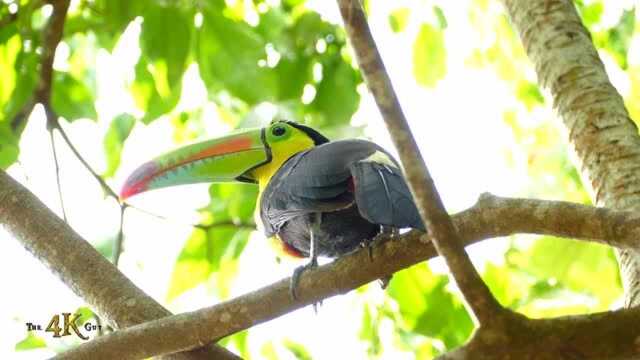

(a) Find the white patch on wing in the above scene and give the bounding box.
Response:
[362,150,398,168]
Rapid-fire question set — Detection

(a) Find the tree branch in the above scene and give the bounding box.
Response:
[55,192,640,359]
[502,0,640,308]
[335,0,502,324]
[11,0,68,132]
[438,306,640,360]
[0,170,239,360]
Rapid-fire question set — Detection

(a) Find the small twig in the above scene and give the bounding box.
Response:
[194,221,257,231]
[127,202,256,231]
[336,0,502,324]
[51,120,119,199]
[112,205,126,267]
[49,128,67,222]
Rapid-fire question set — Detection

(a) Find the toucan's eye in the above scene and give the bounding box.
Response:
[272,125,286,137]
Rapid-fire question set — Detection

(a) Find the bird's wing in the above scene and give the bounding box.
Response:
[349,156,424,231]
[261,139,424,235]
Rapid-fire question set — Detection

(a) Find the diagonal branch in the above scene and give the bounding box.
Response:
[55,192,640,359]
[51,117,119,199]
[335,0,502,324]
[34,0,69,103]
[0,170,240,360]
[11,0,68,132]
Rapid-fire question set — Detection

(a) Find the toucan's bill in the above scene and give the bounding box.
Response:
[120,128,269,200]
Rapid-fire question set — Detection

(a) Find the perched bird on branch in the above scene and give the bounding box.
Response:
[121,120,424,297]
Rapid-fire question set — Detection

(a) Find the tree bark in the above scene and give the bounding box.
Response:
[503,0,640,307]
[0,171,238,360]
[56,192,640,359]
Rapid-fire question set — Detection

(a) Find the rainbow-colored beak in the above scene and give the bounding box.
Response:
[120,128,269,200]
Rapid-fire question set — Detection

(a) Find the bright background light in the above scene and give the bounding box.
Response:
[3,0,634,358]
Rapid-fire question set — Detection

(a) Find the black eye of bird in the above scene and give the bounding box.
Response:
[272,125,286,137]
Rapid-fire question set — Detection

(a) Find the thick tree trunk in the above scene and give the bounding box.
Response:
[503,0,640,306]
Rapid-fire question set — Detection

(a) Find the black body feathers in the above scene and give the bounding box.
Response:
[260,139,424,257]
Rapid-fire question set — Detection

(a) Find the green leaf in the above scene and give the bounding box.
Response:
[222,331,250,359]
[594,9,635,69]
[260,342,279,360]
[74,306,96,326]
[94,237,114,260]
[92,0,149,50]
[0,31,20,110]
[433,6,447,29]
[51,71,97,121]
[0,124,19,169]
[579,2,604,27]
[167,229,212,300]
[483,261,533,308]
[167,226,252,301]
[359,305,382,356]
[0,27,22,168]
[283,339,312,360]
[140,4,191,87]
[198,6,277,104]
[413,24,447,88]
[516,80,545,110]
[291,12,334,54]
[508,236,622,309]
[15,333,46,351]
[103,113,135,178]
[275,57,312,101]
[387,263,473,350]
[131,56,182,124]
[388,8,410,33]
[3,44,39,127]
[312,60,360,125]
[202,183,258,223]
[131,3,191,123]
[256,8,289,52]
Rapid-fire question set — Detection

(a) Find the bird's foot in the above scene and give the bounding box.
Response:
[378,274,393,289]
[289,257,319,301]
[364,226,399,261]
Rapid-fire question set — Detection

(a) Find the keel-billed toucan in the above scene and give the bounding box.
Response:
[121,120,424,297]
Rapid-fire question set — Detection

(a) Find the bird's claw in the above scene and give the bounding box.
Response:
[364,226,399,261]
[378,274,393,289]
[289,258,318,301]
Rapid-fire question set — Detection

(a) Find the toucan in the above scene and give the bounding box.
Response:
[120,120,424,297]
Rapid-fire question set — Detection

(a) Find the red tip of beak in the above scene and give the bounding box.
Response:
[119,184,141,201]
[119,161,159,201]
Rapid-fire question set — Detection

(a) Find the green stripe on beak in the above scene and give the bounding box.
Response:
[120,128,269,200]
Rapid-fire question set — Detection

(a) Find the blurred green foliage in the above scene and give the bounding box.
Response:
[413,22,446,88]
[2,0,635,358]
[14,333,46,351]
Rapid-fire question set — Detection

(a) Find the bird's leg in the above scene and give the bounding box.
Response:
[365,226,397,261]
[364,226,397,289]
[290,212,321,301]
